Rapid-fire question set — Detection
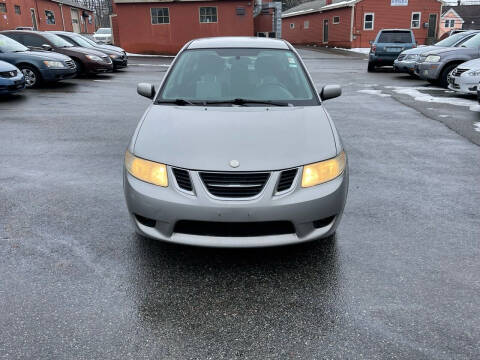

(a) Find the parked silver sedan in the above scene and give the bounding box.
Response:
[124,37,348,247]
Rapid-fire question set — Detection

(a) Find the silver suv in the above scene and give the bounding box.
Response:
[123,37,348,247]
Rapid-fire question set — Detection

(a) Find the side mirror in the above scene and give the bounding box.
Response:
[369,40,373,45]
[42,44,52,51]
[320,85,342,101]
[137,83,155,99]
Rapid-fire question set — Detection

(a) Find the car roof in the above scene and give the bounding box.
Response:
[188,37,290,50]
[378,29,413,32]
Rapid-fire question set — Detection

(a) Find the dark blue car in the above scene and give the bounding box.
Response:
[0,60,25,95]
[368,29,417,72]
[0,34,77,87]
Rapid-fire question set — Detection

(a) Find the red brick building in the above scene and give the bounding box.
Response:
[0,0,95,33]
[282,0,443,48]
[112,0,256,54]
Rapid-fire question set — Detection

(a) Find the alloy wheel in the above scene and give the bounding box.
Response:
[21,68,37,87]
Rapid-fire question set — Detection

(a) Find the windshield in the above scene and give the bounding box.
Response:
[96,28,111,34]
[69,35,94,48]
[436,32,472,47]
[42,33,74,48]
[80,35,98,46]
[378,31,413,43]
[0,34,29,52]
[461,33,480,48]
[158,48,317,106]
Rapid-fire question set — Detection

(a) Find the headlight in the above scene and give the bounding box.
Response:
[125,151,168,187]
[109,54,118,59]
[85,55,103,62]
[301,151,346,188]
[467,69,480,76]
[425,55,441,63]
[43,60,65,68]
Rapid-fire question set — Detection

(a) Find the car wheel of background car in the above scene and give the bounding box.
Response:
[72,58,84,75]
[439,63,461,88]
[367,62,376,72]
[18,65,41,88]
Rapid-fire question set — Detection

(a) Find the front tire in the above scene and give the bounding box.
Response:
[72,58,84,75]
[19,65,41,88]
[439,63,459,88]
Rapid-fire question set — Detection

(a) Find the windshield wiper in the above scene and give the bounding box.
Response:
[156,98,199,106]
[203,98,291,107]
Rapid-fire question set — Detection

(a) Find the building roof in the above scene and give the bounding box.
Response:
[282,0,358,18]
[188,37,290,50]
[442,6,480,30]
[51,0,93,12]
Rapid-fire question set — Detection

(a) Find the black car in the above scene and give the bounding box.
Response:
[51,31,128,70]
[1,30,113,74]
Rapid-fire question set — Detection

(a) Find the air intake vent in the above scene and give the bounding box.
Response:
[200,172,270,198]
[172,168,193,192]
[174,220,295,237]
[453,68,468,77]
[277,169,298,192]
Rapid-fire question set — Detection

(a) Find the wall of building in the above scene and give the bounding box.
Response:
[352,0,442,47]
[112,0,254,54]
[254,8,274,35]
[0,0,94,33]
[282,7,353,48]
[439,10,463,38]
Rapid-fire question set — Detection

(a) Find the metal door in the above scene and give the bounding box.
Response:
[428,14,437,39]
[71,9,81,33]
[30,9,37,30]
[323,19,329,43]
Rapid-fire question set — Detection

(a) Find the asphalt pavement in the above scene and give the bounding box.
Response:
[0,49,479,359]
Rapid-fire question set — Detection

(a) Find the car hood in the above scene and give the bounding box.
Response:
[423,47,473,56]
[402,45,439,55]
[96,44,124,53]
[133,105,337,171]
[13,50,71,61]
[65,46,108,57]
[457,58,480,69]
[0,60,19,71]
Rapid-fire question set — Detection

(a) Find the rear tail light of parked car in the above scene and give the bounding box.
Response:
[371,45,377,53]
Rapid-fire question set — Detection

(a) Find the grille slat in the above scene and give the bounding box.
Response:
[64,60,76,69]
[453,68,468,77]
[277,169,298,192]
[172,168,193,192]
[200,172,270,198]
[0,70,17,78]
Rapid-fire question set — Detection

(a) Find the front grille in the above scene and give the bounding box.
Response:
[200,171,270,198]
[172,168,193,192]
[174,220,295,237]
[277,169,298,192]
[102,55,112,64]
[0,70,17,78]
[453,68,468,77]
[64,60,76,69]
[397,54,406,61]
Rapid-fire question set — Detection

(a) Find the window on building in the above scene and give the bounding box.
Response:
[151,8,169,24]
[333,16,340,24]
[364,13,374,30]
[304,21,309,29]
[14,5,21,15]
[0,3,7,13]
[411,12,421,29]
[445,19,455,28]
[290,23,295,29]
[45,10,55,25]
[200,7,217,23]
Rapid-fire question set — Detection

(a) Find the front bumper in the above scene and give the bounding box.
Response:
[393,59,416,74]
[0,74,25,94]
[415,62,441,80]
[40,68,77,82]
[447,73,480,95]
[84,60,114,74]
[124,166,348,247]
[112,57,128,69]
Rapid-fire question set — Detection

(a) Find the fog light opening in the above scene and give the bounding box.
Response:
[134,214,156,228]
[313,216,336,229]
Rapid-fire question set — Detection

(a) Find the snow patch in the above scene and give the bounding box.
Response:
[335,47,371,55]
[358,89,391,97]
[392,87,478,109]
[474,122,480,132]
[127,52,175,58]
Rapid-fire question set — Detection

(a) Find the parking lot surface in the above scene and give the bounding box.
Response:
[1,48,479,359]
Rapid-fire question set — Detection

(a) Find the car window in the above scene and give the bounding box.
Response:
[41,33,74,47]
[378,31,413,43]
[0,34,29,52]
[436,32,474,47]
[20,33,46,48]
[159,48,317,106]
[461,34,480,48]
[61,34,93,48]
[96,28,111,34]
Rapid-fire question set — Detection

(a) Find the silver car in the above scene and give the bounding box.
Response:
[124,37,348,247]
